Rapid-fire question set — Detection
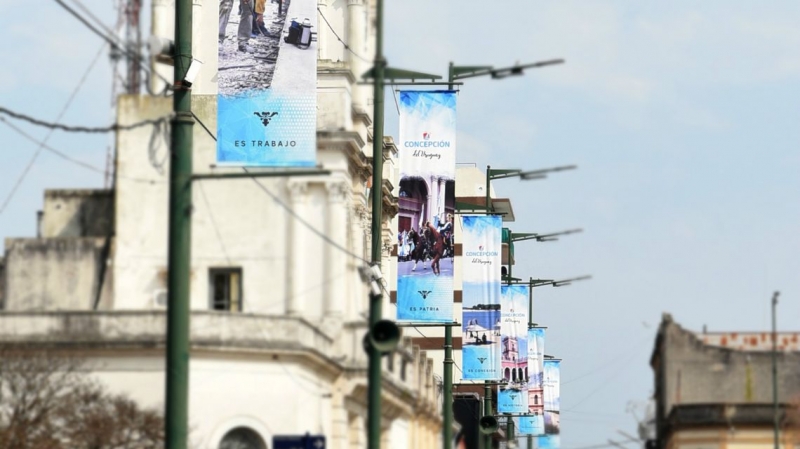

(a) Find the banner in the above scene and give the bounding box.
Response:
[498,285,529,413]
[534,436,561,449]
[217,0,317,166]
[396,91,457,322]
[543,360,561,436]
[527,327,546,435]
[461,215,502,380]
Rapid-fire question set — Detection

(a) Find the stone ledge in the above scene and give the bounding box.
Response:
[0,311,334,356]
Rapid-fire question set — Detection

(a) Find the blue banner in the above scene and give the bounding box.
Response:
[544,360,561,436]
[217,1,317,166]
[461,215,502,380]
[527,327,546,434]
[499,285,529,412]
[396,91,457,322]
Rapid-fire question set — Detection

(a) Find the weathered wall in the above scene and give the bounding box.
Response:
[41,189,113,238]
[655,314,800,420]
[3,238,110,310]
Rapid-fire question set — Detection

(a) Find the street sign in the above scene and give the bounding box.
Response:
[273,434,325,449]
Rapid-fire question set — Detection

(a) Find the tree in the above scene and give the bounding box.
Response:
[0,346,164,449]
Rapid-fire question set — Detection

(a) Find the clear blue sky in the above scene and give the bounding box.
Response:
[2,1,799,448]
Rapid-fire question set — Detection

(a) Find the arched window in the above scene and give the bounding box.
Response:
[219,427,267,449]
[534,395,539,405]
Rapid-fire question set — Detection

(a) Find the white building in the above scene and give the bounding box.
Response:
[0,0,443,448]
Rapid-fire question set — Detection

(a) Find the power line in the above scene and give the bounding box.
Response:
[0,42,107,216]
[0,118,161,185]
[316,7,372,63]
[0,106,171,134]
[53,0,172,87]
[190,111,371,266]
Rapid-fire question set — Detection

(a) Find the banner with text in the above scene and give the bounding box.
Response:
[544,359,561,436]
[461,215,502,380]
[498,284,529,413]
[217,0,317,166]
[526,327,546,435]
[396,91,457,322]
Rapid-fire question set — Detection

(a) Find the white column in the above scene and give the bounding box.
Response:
[287,180,309,315]
[324,180,349,320]
[348,0,366,107]
[317,0,329,61]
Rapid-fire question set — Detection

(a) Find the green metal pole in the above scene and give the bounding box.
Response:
[772,291,780,449]
[484,383,493,449]
[441,64,456,449]
[368,0,386,447]
[443,326,454,448]
[165,0,193,447]
[528,278,534,329]
[507,416,515,443]
[485,165,491,211]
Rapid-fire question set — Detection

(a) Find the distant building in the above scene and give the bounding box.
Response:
[0,1,443,448]
[650,314,800,449]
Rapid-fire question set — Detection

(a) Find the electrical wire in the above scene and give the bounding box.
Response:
[190,111,372,266]
[0,42,107,216]
[0,106,171,134]
[53,0,172,86]
[0,118,161,185]
[316,7,372,63]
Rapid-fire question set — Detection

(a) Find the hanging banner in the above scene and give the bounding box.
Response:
[396,91,457,322]
[527,327,546,435]
[217,0,317,166]
[533,436,561,449]
[461,215,502,380]
[498,284,529,413]
[517,415,538,435]
[544,360,561,436]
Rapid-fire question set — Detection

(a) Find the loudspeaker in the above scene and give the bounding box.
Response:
[368,320,401,354]
[479,416,499,434]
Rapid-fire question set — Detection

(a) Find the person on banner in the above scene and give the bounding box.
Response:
[237,0,254,52]
[424,219,447,276]
[437,213,454,259]
[219,0,234,44]
[408,227,426,272]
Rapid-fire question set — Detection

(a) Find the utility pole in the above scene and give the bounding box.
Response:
[772,291,780,449]
[165,0,193,447]
[368,0,386,447]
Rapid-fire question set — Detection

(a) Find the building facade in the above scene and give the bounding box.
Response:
[650,314,800,449]
[0,0,443,447]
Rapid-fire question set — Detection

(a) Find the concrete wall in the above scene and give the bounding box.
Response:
[3,238,111,311]
[654,314,800,439]
[41,189,113,238]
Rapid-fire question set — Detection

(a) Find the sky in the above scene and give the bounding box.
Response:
[1,1,799,448]
[382,1,800,447]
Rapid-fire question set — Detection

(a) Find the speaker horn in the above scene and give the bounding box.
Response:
[368,320,401,354]
[479,416,499,434]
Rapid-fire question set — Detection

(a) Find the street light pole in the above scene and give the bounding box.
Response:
[772,291,780,449]
[368,0,386,447]
[165,0,193,447]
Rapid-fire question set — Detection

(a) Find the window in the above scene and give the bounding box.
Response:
[400,359,408,381]
[210,268,242,311]
[533,395,539,405]
[218,427,265,449]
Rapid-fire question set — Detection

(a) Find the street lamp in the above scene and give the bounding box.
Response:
[445,59,564,449]
[485,165,577,213]
[503,229,583,283]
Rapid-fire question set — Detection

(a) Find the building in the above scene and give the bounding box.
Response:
[650,314,800,449]
[0,0,443,447]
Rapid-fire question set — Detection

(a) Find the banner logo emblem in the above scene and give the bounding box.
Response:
[254,112,279,127]
[423,132,430,140]
[477,357,487,364]
[418,290,432,300]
